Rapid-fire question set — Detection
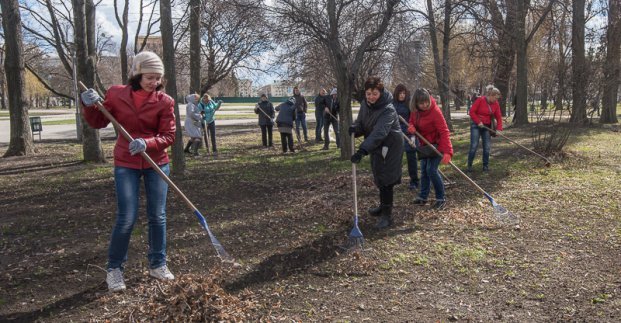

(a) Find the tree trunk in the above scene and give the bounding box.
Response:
[337,70,353,160]
[427,0,452,129]
[160,0,186,175]
[601,0,620,123]
[513,0,529,125]
[489,0,517,117]
[2,0,35,157]
[189,0,201,94]
[570,0,587,124]
[75,0,105,162]
[440,0,452,130]
[115,0,130,84]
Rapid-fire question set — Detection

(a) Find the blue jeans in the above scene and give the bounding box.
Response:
[108,164,170,270]
[418,156,444,201]
[295,113,308,140]
[467,124,491,169]
[314,110,324,141]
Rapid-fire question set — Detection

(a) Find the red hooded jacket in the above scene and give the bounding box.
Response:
[469,96,503,130]
[82,85,176,169]
[408,97,453,156]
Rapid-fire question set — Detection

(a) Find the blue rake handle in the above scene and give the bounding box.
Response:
[78,81,233,263]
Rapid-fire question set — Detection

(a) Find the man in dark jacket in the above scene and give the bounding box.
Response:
[292,86,308,141]
[322,88,340,150]
[349,77,403,229]
[254,93,275,147]
[314,88,328,143]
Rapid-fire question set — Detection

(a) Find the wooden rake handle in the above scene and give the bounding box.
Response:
[482,125,552,166]
[78,81,198,212]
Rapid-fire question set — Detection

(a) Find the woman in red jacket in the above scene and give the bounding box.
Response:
[407,89,453,210]
[467,86,503,172]
[80,51,176,292]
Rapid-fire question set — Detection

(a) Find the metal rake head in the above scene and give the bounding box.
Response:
[341,215,364,251]
[484,193,519,225]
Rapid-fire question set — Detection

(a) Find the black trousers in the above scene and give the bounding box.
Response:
[379,185,394,206]
[260,125,273,146]
[280,133,295,152]
[203,121,217,152]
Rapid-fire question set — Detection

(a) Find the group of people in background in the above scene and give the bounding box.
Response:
[183,92,222,157]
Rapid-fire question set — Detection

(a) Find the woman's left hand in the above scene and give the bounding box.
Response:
[440,153,451,165]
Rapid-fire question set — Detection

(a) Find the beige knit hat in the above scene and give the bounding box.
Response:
[130,51,164,77]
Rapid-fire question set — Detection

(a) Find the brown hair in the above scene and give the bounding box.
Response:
[410,88,431,112]
[128,74,164,91]
[393,84,409,103]
[364,76,384,92]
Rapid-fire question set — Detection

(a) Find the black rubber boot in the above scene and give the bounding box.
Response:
[184,140,193,153]
[375,205,393,229]
[191,141,201,156]
[368,205,382,217]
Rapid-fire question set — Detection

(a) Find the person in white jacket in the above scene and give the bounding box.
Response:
[183,94,203,156]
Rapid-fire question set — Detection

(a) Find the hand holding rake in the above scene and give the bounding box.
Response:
[398,116,454,185]
[79,82,234,263]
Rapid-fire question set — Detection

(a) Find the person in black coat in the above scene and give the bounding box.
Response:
[275,97,297,153]
[314,89,328,142]
[393,84,418,189]
[322,87,341,150]
[349,76,403,229]
[254,93,275,148]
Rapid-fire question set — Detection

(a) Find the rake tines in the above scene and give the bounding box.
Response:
[343,214,364,251]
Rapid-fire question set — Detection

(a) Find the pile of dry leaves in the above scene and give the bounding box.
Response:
[115,273,259,322]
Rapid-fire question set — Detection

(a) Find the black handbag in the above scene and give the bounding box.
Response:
[416,144,439,160]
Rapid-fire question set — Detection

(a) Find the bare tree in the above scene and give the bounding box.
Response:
[198,0,271,95]
[113,0,130,84]
[189,0,201,93]
[600,0,620,123]
[426,0,453,129]
[570,0,587,124]
[74,0,106,162]
[272,0,402,159]
[2,0,35,157]
[160,0,185,175]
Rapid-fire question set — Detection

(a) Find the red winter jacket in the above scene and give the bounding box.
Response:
[469,96,503,131]
[82,85,176,169]
[408,97,453,156]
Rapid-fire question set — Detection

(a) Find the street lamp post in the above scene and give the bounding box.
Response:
[70,45,83,142]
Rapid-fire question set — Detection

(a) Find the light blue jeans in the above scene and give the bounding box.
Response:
[418,156,444,201]
[467,124,491,169]
[108,164,169,270]
[295,113,308,140]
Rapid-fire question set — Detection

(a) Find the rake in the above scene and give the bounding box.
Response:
[398,116,454,185]
[79,82,234,263]
[482,125,552,167]
[412,128,519,225]
[342,135,364,250]
[201,119,211,158]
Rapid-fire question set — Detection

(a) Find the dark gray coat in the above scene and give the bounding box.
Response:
[255,100,275,126]
[275,101,296,127]
[352,89,403,187]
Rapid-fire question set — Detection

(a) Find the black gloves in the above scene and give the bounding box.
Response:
[350,149,367,164]
[348,125,358,135]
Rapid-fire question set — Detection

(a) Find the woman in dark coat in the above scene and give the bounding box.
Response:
[349,76,403,229]
[254,93,275,148]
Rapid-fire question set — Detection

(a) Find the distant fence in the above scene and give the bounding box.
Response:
[196,96,314,104]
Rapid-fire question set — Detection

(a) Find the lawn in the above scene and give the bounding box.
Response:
[0,119,620,321]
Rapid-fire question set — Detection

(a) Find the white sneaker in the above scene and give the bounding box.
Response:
[149,265,175,280]
[106,268,126,292]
